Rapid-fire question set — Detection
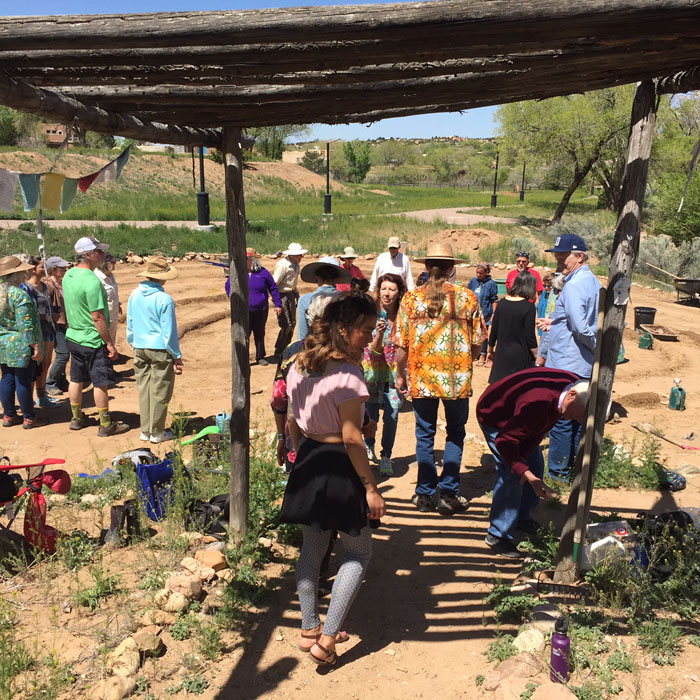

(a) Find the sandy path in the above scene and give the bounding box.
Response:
[397,207,518,226]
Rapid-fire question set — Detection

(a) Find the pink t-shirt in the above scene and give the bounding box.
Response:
[287,361,369,434]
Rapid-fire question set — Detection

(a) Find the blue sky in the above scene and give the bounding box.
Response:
[7,0,498,141]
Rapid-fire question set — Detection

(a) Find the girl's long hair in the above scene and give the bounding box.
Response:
[423,260,453,318]
[509,270,537,300]
[373,273,405,312]
[298,294,377,373]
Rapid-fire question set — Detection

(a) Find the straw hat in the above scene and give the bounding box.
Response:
[246,248,261,258]
[137,256,179,280]
[0,255,34,277]
[413,242,466,264]
[283,242,308,256]
[300,256,352,284]
[339,246,358,259]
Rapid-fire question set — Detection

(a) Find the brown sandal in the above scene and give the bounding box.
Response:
[299,629,349,652]
[310,641,337,666]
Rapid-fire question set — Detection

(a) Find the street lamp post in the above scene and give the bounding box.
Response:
[196,145,215,231]
[520,161,526,202]
[491,147,499,208]
[324,141,332,215]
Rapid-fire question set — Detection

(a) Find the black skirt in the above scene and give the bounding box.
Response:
[279,438,368,536]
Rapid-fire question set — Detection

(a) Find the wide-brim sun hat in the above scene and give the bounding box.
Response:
[137,256,179,280]
[339,246,358,259]
[300,256,352,284]
[283,242,308,256]
[413,242,467,264]
[0,255,34,277]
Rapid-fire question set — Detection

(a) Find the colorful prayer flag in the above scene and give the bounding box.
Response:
[42,172,65,211]
[0,168,19,212]
[18,173,41,211]
[61,178,79,213]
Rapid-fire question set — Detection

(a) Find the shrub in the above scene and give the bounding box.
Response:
[634,619,683,665]
[485,580,537,624]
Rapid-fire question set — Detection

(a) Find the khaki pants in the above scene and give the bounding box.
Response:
[133,348,175,435]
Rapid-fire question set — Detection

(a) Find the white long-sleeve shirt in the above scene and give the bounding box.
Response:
[369,251,415,292]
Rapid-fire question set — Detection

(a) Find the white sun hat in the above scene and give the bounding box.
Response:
[283,242,308,256]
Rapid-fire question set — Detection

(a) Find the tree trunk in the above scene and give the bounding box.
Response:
[223,126,250,544]
[550,158,597,224]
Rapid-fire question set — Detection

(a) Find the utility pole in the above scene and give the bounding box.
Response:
[520,162,526,201]
[324,141,332,215]
[491,147,499,208]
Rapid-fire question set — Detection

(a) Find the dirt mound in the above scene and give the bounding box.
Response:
[244,161,344,191]
[423,227,502,256]
[618,392,662,408]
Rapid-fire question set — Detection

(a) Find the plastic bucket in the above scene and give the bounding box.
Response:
[494,279,508,296]
[634,306,656,330]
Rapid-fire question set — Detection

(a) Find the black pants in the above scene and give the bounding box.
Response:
[249,306,269,361]
[274,292,297,356]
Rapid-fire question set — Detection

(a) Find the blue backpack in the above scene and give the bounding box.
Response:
[136,460,175,521]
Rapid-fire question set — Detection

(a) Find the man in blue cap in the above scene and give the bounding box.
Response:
[535,233,601,483]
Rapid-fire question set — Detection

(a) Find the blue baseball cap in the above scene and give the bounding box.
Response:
[545,233,587,253]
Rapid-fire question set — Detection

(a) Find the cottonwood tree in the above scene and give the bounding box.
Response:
[343,140,372,182]
[497,87,634,223]
[247,125,309,160]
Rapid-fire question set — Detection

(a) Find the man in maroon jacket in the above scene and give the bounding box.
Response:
[476,367,589,558]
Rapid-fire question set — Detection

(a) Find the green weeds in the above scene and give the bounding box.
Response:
[634,619,683,666]
[485,634,517,663]
[73,564,120,611]
[485,579,538,624]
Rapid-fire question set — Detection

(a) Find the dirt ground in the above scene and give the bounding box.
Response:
[3,251,700,699]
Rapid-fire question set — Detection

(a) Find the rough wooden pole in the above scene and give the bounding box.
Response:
[223,126,250,544]
[553,80,658,582]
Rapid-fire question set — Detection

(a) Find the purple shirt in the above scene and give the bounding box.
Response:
[476,367,579,476]
[228,268,282,310]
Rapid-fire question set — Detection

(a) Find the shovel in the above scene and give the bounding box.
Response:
[632,422,700,451]
[0,457,66,472]
[181,425,222,446]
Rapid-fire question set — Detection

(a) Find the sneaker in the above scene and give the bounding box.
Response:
[411,493,437,512]
[98,421,130,437]
[35,394,61,409]
[70,415,91,431]
[258,358,269,367]
[378,456,394,476]
[366,446,378,464]
[485,533,523,559]
[3,415,22,427]
[45,386,64,397]
[23,416,47,429]
[150,429,174,444]
[139,432,151,442]
[438,492,470,515]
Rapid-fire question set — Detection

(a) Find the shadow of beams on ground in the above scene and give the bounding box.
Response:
[214,493,509,699]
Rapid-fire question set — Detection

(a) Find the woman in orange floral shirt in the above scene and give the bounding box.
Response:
[396,243,482,515]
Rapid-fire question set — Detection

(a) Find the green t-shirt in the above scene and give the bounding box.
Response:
[63,267,110,348]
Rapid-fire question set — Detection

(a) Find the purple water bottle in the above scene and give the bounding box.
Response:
[550,616,570,683]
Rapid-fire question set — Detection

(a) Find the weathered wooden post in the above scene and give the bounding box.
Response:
[222,126,250,543]
[554,80,658,582]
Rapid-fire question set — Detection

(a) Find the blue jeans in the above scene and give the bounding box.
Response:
[546,417,582,483]
[481,424,544,541]
[365,388,400,459]
[0,364,35,420]
[46,325,69,391]
[413,397,469,496]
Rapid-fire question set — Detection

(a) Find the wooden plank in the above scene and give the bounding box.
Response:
[222,125,250,545]
[553,80,658,582]
[656,65,700,93]
[1,0,697,51]
[0,74,220,148]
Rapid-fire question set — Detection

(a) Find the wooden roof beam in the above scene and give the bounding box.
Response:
[0,75,221,147]
[656,65,700,93]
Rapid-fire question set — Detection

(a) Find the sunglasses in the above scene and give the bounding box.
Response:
[516,252,530,259]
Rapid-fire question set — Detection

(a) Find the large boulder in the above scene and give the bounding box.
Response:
[531,682,577,700]
[194,549,228,572]
[514,626,546,653]
[484,652,542,691]
[165,574,202,599]
[93,676,137,700]
[106,637,140,677]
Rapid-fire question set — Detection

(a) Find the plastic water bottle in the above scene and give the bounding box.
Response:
[669,378,686,411]
[550,616,571,683]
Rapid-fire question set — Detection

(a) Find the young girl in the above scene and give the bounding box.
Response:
[362,273,405,476]
[281,294,386,666]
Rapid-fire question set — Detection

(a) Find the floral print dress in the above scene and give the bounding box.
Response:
[362,310,403,412]
[0,283,43,368]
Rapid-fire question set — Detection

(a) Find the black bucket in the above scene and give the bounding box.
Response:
[634,306,657,330]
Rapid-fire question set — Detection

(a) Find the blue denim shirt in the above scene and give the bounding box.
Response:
[538,265,601,378]
[467,276,499,324]
[296,285,336,341]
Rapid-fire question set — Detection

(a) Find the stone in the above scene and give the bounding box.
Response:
[80,493,100,505]
[164,591,189,613]
[514,627,546,654]
[141,609,176,626]
[165,574,202,599]
[531,682,577,700]
[495,677,535,700]
[93,676,137,700]
[364,254,375,260]
[528,603,560,632]
[194,549,228,571]
[258,537,273,548]
[205,540,226,552]
[106,637,140,677]
[174,257,181,262]
[180,556,216,581]
[49,493,67,505]
[131,255,144,264]
[484,653,541,691]
[217,569,235,584]
[132,627,164,657]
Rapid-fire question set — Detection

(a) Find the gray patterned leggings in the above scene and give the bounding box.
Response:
[296,525,372,636]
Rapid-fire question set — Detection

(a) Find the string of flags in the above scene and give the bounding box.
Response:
[0,145,131,214]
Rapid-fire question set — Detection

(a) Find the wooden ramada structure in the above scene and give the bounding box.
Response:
[2,0,700,579]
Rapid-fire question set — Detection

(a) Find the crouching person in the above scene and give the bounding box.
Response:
[476,368,589,558]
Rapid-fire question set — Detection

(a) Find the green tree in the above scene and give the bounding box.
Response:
[426,145,462,183]
[343,140,371,183]
[372,139,415,167]
[0,106,18,145]
[497,86,634,223]
[299,149,326,175]
[247,125,309,160]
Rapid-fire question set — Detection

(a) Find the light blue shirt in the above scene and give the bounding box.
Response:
[538,265,601,378]
[126,281,182,359]
[296,285,336,341]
